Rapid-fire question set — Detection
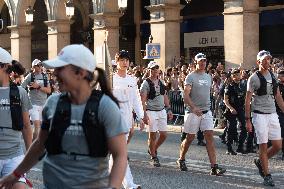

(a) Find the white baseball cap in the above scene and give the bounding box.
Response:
[257,50,272,62]
[32,59,42,67]
[43,44,96,72]
[147,61,159,69]
[195,53,207,62]
[0,47,12,64]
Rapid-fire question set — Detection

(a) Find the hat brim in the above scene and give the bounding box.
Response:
[148,65,159,69]
[42,58,70,69]
[259,54,272,62]
[196,58,207,62]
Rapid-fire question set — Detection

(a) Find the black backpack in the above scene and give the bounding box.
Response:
[30,72,48,90]
[255,71,278,96]
[45,90,108,157]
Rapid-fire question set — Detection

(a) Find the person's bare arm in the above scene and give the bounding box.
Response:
[108,134,127,189]
[245,91,253,132]
[184,84,202,116]
[140,91,149,124]
[21,111,33,150]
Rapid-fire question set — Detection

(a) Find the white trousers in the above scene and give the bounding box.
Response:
[109,134,138,189]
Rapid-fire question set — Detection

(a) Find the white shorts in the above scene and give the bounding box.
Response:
[0,155,26,183]
[183,110,214,134]
[146,109,168,132]
[29,105,43,121]
[252,112,282,144]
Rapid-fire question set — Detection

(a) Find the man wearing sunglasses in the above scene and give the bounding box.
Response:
[245,50,284,186]
[177,53,226,175]
[21,59,51,141]
[140,61,173,167]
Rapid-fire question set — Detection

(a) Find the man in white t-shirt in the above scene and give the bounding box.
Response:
[111,50,144,189]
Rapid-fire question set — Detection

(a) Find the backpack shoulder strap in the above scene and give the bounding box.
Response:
[30,72,35,83]
[9,84,23,130]
[42,73,48,87]
[82,90,107,157]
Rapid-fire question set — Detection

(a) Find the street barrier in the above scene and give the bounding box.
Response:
[168,90,185,125]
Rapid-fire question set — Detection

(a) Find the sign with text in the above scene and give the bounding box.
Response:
[184,30,224,48]
[145,43,161,59]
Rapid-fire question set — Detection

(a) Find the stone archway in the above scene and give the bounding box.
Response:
[31,0,48,62]
[0,1,11,50]
[70,0,94,52]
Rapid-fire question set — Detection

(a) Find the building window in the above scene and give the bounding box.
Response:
[150,0,165,5]
[94,0,104,14]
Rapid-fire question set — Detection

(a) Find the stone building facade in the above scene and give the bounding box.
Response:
[0,0,284,71]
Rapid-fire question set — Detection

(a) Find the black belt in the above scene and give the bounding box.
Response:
[62,151,89,157]
[253,110,271,114]
[0,127,12,130]
[146,108,164,111]
[202,110,209,114]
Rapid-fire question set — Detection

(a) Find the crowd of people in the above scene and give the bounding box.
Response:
[0,45,283,188]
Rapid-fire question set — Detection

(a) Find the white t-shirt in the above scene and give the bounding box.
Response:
[112,73,144,129]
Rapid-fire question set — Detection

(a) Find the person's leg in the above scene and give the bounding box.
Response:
[267,113,282,159]
[155,131,167,152]
[122,161,140,189]
[226,113,237,155]
[148,132,157,157]
[146,111,159,157]
[30,105,43,141]
[246,125,256,153]
[179,133,195,160]
[127,126,135,144]
[258,143,269,176]
[155,110,168,153]
[179,112,200,160]
[201,111,226,175]
[267,140,282,159]
[33,120,41,140]
[237,110,247,153]
[204,130,217,166]
[197,129,205,146]
[122,133,140,189]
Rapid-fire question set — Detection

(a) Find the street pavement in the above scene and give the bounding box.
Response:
[27,127,284,189]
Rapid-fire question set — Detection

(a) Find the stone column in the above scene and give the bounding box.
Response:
[45,20,71,59]
[224,0,259,69]
[8,24,32,70]
[91,0,121,69]
[146,0,182,71]
[134,0,142,66]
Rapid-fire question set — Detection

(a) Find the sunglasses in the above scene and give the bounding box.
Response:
[196,54,206,59]
[259,51,271,57]
[150,66,159,70]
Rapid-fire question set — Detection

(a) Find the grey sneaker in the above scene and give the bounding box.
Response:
[263,174,275,187]
[176,159,188,171]
[150,157,160,167]
[254,158,265,178]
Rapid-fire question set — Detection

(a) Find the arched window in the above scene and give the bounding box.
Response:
[150,0,165,5]
[94,0,104,14]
